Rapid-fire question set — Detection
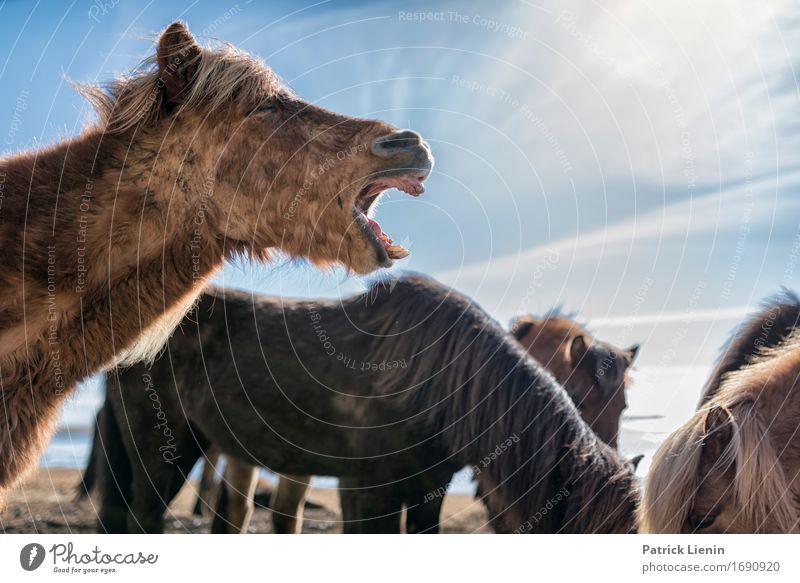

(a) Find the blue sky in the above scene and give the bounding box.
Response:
[3,0,800,376]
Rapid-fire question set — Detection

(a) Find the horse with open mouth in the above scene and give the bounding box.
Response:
[0,21,432,503]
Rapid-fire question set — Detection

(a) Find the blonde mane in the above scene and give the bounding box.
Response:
[76,35,284,134]
[640,334,800,533]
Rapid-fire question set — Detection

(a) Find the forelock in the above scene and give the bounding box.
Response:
[75,37,288,134]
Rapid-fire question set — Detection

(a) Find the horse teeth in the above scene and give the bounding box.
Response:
[386,244,409,259]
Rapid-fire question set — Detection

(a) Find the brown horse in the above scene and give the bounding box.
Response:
[249,310,638,533]
[639,292,800,533]
[0,21,433,500]
[511,313,638,449]
[81,275,639,534]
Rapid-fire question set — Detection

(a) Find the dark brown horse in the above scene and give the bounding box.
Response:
[204,309,638,533]
[81,275,639,534]
[0,20,432,501]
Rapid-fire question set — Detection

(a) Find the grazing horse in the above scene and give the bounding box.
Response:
[82,275,639,534]
[0,21,432,501]
[639,292,800,533]
[256,310,638,533]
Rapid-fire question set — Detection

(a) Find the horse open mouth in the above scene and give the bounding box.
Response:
[353,174,426,263]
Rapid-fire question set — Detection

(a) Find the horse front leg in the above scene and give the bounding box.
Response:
[339,477,403,534]
[404,469,455,533]
[192,444,222,517]
[211,456,258,533]
[0,365,72,507]
[271,474,311,534]
[94,401,133,533]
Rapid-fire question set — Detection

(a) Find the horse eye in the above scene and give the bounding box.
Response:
[688,513,717,530]
[253,103,278,115]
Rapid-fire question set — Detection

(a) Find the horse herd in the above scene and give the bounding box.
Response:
[77,276,640,534]
[0,21,798,535]
[74,278,800,534]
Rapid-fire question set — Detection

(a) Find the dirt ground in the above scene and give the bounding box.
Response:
[0,468,492,534]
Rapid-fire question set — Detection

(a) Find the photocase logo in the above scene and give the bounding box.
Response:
[19,543,46,571]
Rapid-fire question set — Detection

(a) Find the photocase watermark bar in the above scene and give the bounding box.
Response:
[2,536,797,579]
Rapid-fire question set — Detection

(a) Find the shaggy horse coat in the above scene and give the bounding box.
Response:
[640,292,800,533]
[331,311,638,533]
[82,275,638,534]
[0,22,432,500]
[191,308,638,533]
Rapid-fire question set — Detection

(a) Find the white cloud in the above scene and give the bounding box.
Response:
[436,175,787,287]
[591,305,751,327]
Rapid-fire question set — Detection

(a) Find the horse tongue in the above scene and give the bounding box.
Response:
[368,218,383,238]
[368,218,393,243]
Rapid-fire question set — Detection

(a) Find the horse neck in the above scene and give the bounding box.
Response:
[521,323,578,387]
[430,341,635,532]
[0,126,232,380]
[526,344,570,385]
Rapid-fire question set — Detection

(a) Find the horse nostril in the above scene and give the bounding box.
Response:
[371,129,424,157]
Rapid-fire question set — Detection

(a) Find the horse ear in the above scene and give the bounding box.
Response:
[156,21,202,105]
[700,405,734,472]
[510,317,536,342]
[568,334,589,365]
[628,454,644,472]
[628,343,640,363]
